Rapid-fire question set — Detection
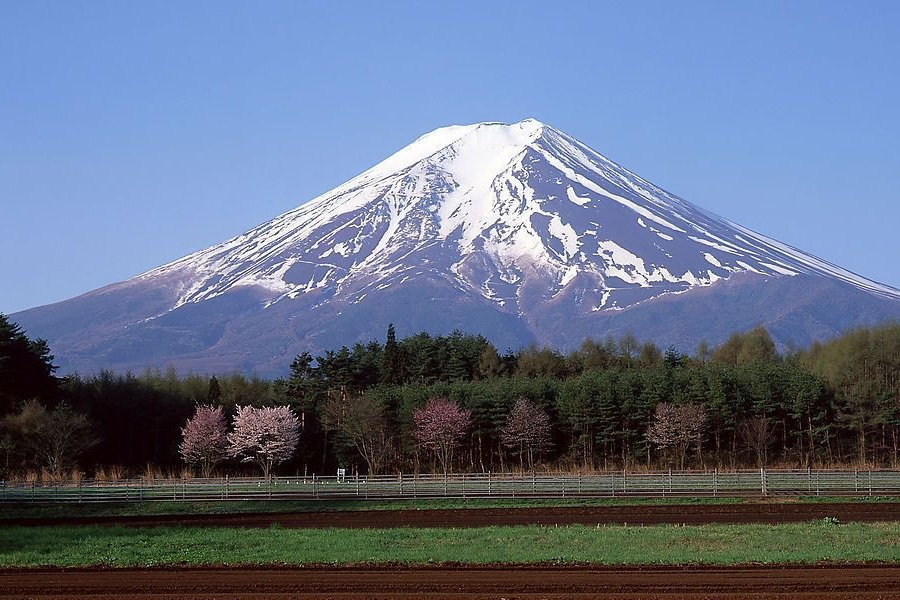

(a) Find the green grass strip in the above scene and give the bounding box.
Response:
[2,520,900,567]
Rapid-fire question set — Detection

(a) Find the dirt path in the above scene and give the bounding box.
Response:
[3,565,900,599]
[8,501,900,528]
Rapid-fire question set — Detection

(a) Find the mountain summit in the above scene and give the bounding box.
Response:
[13,119,900,375]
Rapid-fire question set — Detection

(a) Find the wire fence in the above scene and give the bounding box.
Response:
[3,469,900,504]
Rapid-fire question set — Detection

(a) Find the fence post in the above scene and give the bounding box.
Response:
[713,468,718,498]
[869,470,873,496]
[760,467,767,496]
[532,472,536,495]
[622,468,627,496]
[488,471,492,496]
[313,473,318,499]
[855,469,859,494]
[399,472,403,497]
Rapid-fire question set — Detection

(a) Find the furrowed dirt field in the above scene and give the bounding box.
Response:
[4,565,900,599]
[10,501,900,528]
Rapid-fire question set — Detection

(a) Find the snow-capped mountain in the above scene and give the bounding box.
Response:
[12,119,900,375]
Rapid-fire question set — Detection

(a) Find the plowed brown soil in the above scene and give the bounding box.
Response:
[3,565,900,599]
[10,501,900,528]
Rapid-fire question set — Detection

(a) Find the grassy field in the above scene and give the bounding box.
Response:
[1,520,898,567]
[1,494,898,521]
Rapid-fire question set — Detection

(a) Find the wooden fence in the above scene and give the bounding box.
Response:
[2,469,900,503]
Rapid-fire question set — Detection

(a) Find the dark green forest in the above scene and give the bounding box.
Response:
[3,313,900,479]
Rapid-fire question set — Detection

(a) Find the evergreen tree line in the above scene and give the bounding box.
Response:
[3,312,900,478]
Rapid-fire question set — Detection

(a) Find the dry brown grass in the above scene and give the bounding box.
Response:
[93,465,126,482]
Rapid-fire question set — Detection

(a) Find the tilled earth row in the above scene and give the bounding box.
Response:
[3,565,900,599]
[8,501,900,528]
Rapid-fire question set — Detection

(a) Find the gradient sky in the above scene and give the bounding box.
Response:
[2,1,898,315]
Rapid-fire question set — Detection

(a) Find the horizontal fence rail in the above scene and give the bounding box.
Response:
[3,469,900,504]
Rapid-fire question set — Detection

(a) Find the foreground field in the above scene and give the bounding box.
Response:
[3,520,900,567]
[7,500,900,597]
[3,565,900,599]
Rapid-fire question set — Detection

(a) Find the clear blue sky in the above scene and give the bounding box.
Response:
[2,1,898,314]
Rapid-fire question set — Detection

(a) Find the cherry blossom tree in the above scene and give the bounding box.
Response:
[646,402,707,469]
[500,397,551,470]
[412,397,471,476]
[179,405,228,478]
[228,405,300,479]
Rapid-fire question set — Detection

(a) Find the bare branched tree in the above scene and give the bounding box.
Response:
[2,400,97,479]
[738,415,775,467]
[324,392,392,475]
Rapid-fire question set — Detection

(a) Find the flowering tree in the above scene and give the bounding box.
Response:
[412,397,471,476]
[227,405,300,479]
[500,397,551,470]
[179,405,228,478]
[646,402,707,469]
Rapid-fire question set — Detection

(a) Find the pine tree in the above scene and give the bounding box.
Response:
[207,376,222,405]
[0,313,59,415]
[446,349,468,381]
[477,345,504,379]
[381,323,405,386]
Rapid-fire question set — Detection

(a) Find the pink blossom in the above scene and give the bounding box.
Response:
[646,402,707,469]
[500,397,551,469]
[227,405,300,479]
[179,405,227,478]
[412,397,471,475]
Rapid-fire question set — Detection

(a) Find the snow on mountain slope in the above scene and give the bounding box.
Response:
[13,118,900,376]
[135,118,900,319]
